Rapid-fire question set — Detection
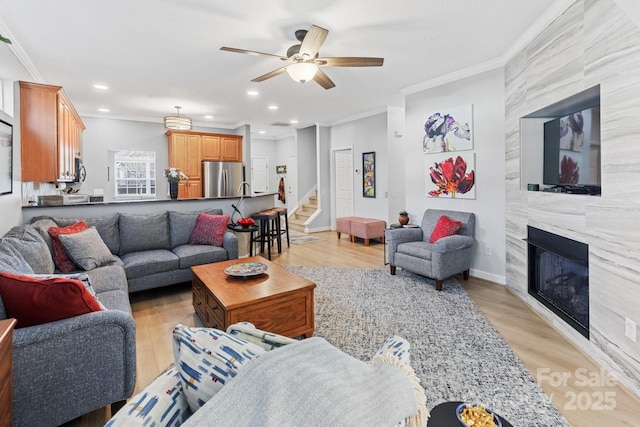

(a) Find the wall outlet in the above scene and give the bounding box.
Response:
[93,188,104,195]
[484,246,492,256]
[625,318,637,342]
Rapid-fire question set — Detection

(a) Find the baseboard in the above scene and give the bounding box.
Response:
[469,268,506,285]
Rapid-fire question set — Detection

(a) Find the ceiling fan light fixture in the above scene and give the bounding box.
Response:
[286,62,318,83]
[164,106,192,130]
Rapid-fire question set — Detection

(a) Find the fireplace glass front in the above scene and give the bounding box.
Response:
[527,226,589,338]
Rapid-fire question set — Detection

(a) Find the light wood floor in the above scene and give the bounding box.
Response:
[67,231,639,426]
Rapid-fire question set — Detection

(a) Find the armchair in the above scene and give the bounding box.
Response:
[385,209,475,291]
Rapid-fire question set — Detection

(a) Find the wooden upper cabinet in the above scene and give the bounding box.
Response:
[202,133,242,162]
[19,81,85,182]
[221,136,242,162]
[202,135,221,160]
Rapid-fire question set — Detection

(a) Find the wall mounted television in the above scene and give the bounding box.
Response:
[533,85,602,195]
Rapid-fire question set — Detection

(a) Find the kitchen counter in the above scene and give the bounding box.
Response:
[21,193,278,224]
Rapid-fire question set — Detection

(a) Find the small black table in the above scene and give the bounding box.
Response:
[427,401,512,427]
[227,224,259,256]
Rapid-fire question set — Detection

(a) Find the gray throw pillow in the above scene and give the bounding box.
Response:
[119,211,170,255]
[58,227,117,271]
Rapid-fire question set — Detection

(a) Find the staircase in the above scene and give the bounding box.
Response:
[289,194,318,233]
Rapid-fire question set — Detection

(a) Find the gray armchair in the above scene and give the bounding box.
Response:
[385,209,475,291]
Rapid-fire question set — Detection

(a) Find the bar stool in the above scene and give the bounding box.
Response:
[274,207,290,248]
[250,209,279,260]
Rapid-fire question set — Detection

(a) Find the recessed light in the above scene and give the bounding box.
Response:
[259,130,266,134]
[247,90,259,96]
[290,119,298,124]
[204,115,213,119]
[93,84,108,90]
[98,108,110,112]
[268,105,278,110]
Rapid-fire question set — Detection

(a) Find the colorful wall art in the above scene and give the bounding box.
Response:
[422,104,473,153]
[425,153,476,199]
[363,151,375,198]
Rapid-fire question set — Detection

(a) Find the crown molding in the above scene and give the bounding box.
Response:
[0,16,45,82]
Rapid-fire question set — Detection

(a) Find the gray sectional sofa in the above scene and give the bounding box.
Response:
[0,208,238,426]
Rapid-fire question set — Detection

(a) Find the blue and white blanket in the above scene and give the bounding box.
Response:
[184,337,423,427]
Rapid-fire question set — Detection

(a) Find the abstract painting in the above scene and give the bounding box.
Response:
[363,152,375,198]
[425,152,476,199]
[422,104,473,153]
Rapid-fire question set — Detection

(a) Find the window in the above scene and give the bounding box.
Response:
[113,150,156,199]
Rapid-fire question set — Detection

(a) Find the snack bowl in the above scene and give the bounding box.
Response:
[237,217,255,228]
[456,403,502,427]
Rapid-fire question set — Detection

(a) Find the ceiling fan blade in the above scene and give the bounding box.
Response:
[251,66,288,82]
[313,69,336,90]
[299,25,328,59]
[317,57,384,67]
[221,46,289,61]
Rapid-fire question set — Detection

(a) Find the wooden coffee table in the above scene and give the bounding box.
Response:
[191,256,315,338]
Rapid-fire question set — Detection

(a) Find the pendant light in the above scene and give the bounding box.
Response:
[164,106,192,130]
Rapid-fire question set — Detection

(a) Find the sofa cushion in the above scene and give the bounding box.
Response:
[429,215,462,243]
[397,241,433,260]
[189,213,230,246]
[59,227,118,271]
[172,323,266,412]
[0,272,104,328]
[119,212,170,255]
[29,217,58,257]
[85,263,127,294]
[120,249,180,280]
[0,225,54,274]
[48,221,88,272]
[106,364,191,427]
[172,244,228,269]
[84,213,120,255]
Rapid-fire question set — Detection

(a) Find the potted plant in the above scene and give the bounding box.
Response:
[398,210,410,225]
[164,167,188,199]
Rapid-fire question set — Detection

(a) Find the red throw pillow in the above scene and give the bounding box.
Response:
[48,221,88,272]
[0,272,104,328]
[429,215,463,243]
[189,213,230,247]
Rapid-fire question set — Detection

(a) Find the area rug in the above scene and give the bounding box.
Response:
[285,266,570,427]
[288,230,322,245]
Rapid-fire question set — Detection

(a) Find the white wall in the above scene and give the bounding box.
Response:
[330,112,390,222]
[0,107,21,236]
[405,68,507,284]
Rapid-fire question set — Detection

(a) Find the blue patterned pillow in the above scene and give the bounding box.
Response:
[105,364,191,427]
[172,323,266,412]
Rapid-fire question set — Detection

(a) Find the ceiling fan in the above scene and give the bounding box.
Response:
[220,24,384,89]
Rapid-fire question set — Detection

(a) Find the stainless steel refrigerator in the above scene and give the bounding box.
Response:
[202,161,245,197]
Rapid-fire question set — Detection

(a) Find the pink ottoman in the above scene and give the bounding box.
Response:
[350,218,386,246]
[336,216,361,241]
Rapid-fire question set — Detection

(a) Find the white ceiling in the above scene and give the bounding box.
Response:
[0,0,570,138]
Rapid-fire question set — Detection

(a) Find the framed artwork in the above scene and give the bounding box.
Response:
[362,151,375,198]
[422,104,473,153]
[0,118,12,195]
[425,152,476,199]
[276,165,287,174]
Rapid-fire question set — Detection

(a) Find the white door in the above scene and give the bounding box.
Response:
[334,149,353,218]
[287,155,298,211]
[251,156,268,193]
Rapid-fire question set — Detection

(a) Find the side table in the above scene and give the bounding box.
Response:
[427,401,513,427]
[0,318,17,427]
[227,224,259,257]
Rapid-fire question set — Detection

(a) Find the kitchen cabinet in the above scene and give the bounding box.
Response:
[202,134,242,162]
[167,130,243,199]
[19,81,85,182]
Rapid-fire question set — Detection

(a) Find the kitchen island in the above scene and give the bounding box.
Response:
[21,193,277,224]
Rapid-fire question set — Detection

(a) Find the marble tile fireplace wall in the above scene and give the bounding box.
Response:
[505,0,640,397]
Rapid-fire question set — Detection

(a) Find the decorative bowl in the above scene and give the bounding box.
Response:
[237,217,255,228]
[456,403,502,427]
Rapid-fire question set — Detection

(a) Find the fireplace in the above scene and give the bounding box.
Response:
[527,226,589,338]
